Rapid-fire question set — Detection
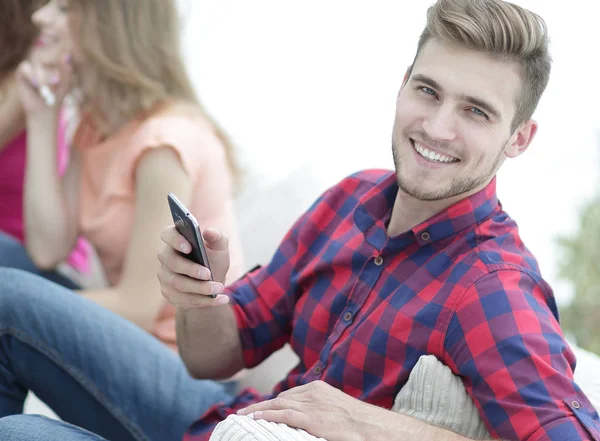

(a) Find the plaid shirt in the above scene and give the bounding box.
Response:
[185,170,600,441]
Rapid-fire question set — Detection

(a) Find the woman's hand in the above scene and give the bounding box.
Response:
[15,53,72,115]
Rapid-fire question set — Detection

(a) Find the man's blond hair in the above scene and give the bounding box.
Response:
[411,0,551,131]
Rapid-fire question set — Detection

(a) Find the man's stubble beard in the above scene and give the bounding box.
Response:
[391,136,507,202]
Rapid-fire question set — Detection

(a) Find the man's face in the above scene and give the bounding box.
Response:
[392,38,533,201]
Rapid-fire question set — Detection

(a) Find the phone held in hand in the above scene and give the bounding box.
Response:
[167,193,215,298]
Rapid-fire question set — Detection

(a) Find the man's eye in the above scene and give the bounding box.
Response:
[470,107,488,118]
[420,87,436,96]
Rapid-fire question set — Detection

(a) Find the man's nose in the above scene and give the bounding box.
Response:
[422,104,457,142]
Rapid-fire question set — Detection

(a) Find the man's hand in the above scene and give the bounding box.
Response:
[237,381,383,441]
[157,226,231,309]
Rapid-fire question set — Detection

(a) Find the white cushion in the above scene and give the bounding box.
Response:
[211,355,490,441]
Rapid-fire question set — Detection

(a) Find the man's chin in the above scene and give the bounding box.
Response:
[396,179,446,202]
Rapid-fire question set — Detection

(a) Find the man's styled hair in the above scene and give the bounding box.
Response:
[410,0,551,131]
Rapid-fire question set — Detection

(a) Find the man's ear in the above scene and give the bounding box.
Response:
[505,119,538,158]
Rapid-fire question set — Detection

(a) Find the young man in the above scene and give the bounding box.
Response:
[0,0,597,441]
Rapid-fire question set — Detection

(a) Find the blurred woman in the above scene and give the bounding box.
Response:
[0,0,89,288]
[14,0,244,347]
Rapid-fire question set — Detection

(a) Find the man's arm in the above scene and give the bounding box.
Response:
[443,270,600,440]
[159,185,330,378]
[158,226,245,379]
[363,407,505,441]
[237,380,507,441]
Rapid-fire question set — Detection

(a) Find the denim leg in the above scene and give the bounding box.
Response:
[0,268,233,441]
[0,232,80,289]
[0,415,108,441]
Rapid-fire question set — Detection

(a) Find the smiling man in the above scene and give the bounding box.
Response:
[0,1,599,441]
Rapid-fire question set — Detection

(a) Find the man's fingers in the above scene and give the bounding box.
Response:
[157,246,211,280]
[237,397,305,416]
[245,409,312,433]
[277,380,329,399]
[156,261,221,293]
[159,288,229,309]
[160,226,192,254]
[202,228,229,251]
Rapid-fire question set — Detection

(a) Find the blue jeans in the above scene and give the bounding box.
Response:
[0,268,233,441]
[0,231,80,290]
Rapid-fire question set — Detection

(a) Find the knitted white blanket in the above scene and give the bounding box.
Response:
[210,355,490,441]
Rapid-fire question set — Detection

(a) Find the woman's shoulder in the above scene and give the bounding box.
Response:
[141,101,215,133]
[131,101,225,156]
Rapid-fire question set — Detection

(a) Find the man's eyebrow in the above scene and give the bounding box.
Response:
[411,73,503,120]
[411,74,443,92]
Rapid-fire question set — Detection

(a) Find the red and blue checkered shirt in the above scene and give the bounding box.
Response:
[185,170,600,441]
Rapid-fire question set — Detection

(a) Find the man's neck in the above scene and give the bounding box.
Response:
[387,182,488,238]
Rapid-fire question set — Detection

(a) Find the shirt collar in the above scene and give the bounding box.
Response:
[354,173,499,248]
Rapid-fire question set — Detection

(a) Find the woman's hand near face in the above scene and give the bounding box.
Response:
[15,53,72,116]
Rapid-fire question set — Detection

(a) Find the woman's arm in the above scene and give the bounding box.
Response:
[18,57,79,269]
[24,111,81,269]
[82,146,193,330]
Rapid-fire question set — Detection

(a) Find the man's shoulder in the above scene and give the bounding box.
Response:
[450,212,554,304]
[472,211,542,276]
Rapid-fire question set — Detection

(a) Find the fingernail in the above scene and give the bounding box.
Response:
[198,268,209,279]
[217,295,229,305]
[237,408,246,415]
[180,243,189,252]
[253,411,263,419]
[210,283,223,295]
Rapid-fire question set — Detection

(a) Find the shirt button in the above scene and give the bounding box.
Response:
[343,311,353,322]
[571,400,581,409]
[314,364,323,374]
[420,231,431,241]
[374,255,384,266]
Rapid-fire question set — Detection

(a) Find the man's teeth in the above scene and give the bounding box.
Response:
[414,142,457,163]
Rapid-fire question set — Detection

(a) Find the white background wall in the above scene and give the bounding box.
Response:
[177,0,600,305]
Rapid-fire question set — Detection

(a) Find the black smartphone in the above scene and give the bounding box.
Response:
[167,193,215,297]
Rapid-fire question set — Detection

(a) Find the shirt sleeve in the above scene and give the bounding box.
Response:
[228,191,329,368]
[443,269,600,441]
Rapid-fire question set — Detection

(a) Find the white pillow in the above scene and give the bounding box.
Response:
[210,355,490,441]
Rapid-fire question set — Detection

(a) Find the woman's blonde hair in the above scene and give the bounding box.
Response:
[411,0,551,132]
[68,0,238,179]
